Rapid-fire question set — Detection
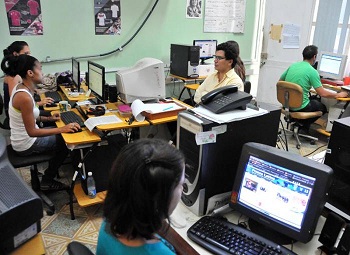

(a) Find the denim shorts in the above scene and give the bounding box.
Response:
[16,135,57,156]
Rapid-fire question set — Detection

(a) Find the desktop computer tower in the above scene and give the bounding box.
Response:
[170,44,200,78]
[324,116,350,220]
[0,156,43,253]
[177,104,280,216]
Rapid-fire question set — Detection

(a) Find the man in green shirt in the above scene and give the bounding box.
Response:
[280,45,348,132]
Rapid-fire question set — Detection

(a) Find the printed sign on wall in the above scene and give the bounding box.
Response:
[4,0,43,35]
[94,0,121,35]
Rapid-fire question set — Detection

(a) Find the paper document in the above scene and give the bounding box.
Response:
[131,99,184,122]
[342,85,350,91]
[84,115,122,131]
[76,101,92,106]
[192,106,268,124]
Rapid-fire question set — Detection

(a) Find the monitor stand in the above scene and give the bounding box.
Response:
[248,218,296,245]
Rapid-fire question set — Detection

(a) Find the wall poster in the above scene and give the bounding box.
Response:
[204,0,246,33]
[94,0,121,35]
[4,0,43,35]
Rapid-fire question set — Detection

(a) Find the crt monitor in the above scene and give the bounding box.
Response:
[317,51,348,80]
[88,61,106,104]
[72,58,81,92]
[116,57,165,103]
[193,39,217,64]
[230,142,333,244]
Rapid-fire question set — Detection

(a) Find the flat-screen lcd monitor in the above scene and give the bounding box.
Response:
[88,61,106,104]
[72,58,81,92]
[193,39,217,64]
[317,51,348,80]
[230,142,333,244]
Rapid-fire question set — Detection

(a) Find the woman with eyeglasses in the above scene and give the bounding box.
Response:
[193,42,244,104]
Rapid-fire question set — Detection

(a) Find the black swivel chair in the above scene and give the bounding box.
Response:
[244,81,251,94]
[6,142,57,215]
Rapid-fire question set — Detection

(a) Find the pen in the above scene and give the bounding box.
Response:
[162,106,174,111]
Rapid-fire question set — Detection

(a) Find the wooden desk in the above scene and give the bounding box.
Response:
[10,233,45,255]
[171,74,206,104]
[40,92,63,111]
[74,182,107,207]
[82,102,150,131]
[54,108,101,148]
[312,85,350,134]
[59,85,95,102]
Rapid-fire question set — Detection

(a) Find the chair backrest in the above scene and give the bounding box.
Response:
[276,81,303,108]
[244,81,251,94]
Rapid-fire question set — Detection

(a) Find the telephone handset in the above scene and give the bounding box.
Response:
[200,85,252,114]
[201,85,238,104]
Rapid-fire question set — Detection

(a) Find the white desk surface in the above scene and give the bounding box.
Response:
[171,203,326,255]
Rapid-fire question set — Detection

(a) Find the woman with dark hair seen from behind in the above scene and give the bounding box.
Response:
[1,54,81,191]
[97,138,185,255]
[227,40,246,82]
[2,41,54,119]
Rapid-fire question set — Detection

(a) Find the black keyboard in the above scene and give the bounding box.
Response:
[187,216,297,255]
[44,91,62,103]
[60,111,85,127]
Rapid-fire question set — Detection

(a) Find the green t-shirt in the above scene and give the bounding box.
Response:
[280,61,322,110]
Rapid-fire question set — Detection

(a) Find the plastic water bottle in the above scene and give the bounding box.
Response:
[87,172,96,198]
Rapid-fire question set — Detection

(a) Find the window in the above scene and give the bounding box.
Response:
[310,0,350,78]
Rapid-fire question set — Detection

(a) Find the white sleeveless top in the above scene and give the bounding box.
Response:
[9,85,40,152]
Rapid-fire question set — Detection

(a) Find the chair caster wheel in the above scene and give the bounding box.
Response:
[296,144,301,149]
[46,209,54,216]
[310,140,315,145]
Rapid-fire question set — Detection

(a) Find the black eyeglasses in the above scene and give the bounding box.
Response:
[213,55,226,60]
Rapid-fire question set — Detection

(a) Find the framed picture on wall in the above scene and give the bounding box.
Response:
[186,0,202,19]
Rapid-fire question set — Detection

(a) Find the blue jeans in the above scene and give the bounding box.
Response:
[17,134,69,180]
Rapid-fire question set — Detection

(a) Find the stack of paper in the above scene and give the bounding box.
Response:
[192,105,268,124]
[84,115,122,131]
[131,99,184,122]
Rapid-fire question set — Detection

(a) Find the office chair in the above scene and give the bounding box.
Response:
[276,81,322,149]
[67,241,94,255]
[244,81,251,94]
[6,142,57,215]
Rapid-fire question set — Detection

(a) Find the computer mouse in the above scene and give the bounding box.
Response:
[46,103,57,107]
[72,128,82,133]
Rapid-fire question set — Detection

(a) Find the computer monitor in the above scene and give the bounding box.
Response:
[230,142,333,244]
[116,58,165,103]
[193,39,217,64]
[88,61,106,104]
[317,51,348,80]
[72,58,81,92]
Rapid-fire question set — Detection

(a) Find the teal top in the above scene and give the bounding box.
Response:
[96,220,176,255]
[280,61,322,110]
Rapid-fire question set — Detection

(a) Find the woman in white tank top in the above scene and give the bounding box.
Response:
[1,54,81,191]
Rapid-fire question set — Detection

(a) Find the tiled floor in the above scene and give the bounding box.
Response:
[11,117,330,255]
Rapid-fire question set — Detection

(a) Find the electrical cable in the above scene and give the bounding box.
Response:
[303,144,327,157]
[42,0,160,64]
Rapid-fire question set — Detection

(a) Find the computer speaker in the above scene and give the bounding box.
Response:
[318,212,345,250]
[336,224,350,255]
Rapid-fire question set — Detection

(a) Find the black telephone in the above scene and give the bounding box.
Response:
[200,85,253,114]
